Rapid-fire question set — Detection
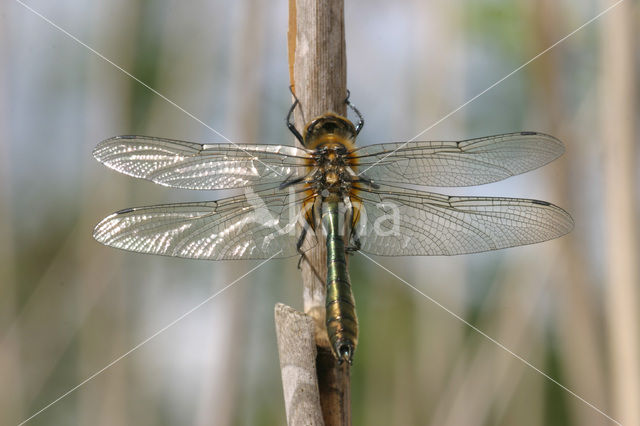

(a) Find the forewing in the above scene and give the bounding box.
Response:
[93,187,315,260]
[93,135,309,190]
[353,185,573,256]
[353,132,564,187]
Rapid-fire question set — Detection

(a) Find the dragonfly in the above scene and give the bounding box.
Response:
[93,93,573,364]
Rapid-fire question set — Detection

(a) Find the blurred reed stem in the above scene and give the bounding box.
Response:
[0,13,24,422]
[531,1,608,423]
[601,1,640,425]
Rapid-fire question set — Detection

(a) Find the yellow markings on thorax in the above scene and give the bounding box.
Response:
[305,134,356,151]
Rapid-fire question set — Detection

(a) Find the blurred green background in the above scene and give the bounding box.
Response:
[1,1,638,425]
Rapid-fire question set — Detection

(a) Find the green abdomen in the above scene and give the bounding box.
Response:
[322,197,358,363]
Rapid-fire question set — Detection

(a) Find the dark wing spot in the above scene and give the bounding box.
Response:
[115,207,135,214]
[531,199,551,206]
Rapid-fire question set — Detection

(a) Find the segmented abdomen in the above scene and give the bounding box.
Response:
[322,198,358,363]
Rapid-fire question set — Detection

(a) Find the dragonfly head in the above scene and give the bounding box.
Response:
[303,113,357,150]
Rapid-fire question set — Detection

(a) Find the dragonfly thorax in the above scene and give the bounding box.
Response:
[301,113,359,196]
[309,143,357,196]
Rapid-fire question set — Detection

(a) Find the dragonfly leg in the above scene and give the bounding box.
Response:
[279,174,306,190]
[346,231,362,254]
[296,226,308,269]
[287,86,304,144]
[344,90,364,135]
[345,202,362,253]
[356,174,380,189]
[295,227,326,283]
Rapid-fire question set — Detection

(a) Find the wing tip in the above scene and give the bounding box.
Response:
[520,130,565,156]
[557,206,575,236]
[92,211,120,242]
[531,199,575,238]
[93,135,138,162]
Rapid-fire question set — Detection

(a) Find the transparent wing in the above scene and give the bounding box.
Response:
[93,135,310,190]
[93,187,315,260]
[352,185,573,256]
[353,132,564,187]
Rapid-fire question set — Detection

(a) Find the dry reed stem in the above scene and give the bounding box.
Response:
[275,0,351,424]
